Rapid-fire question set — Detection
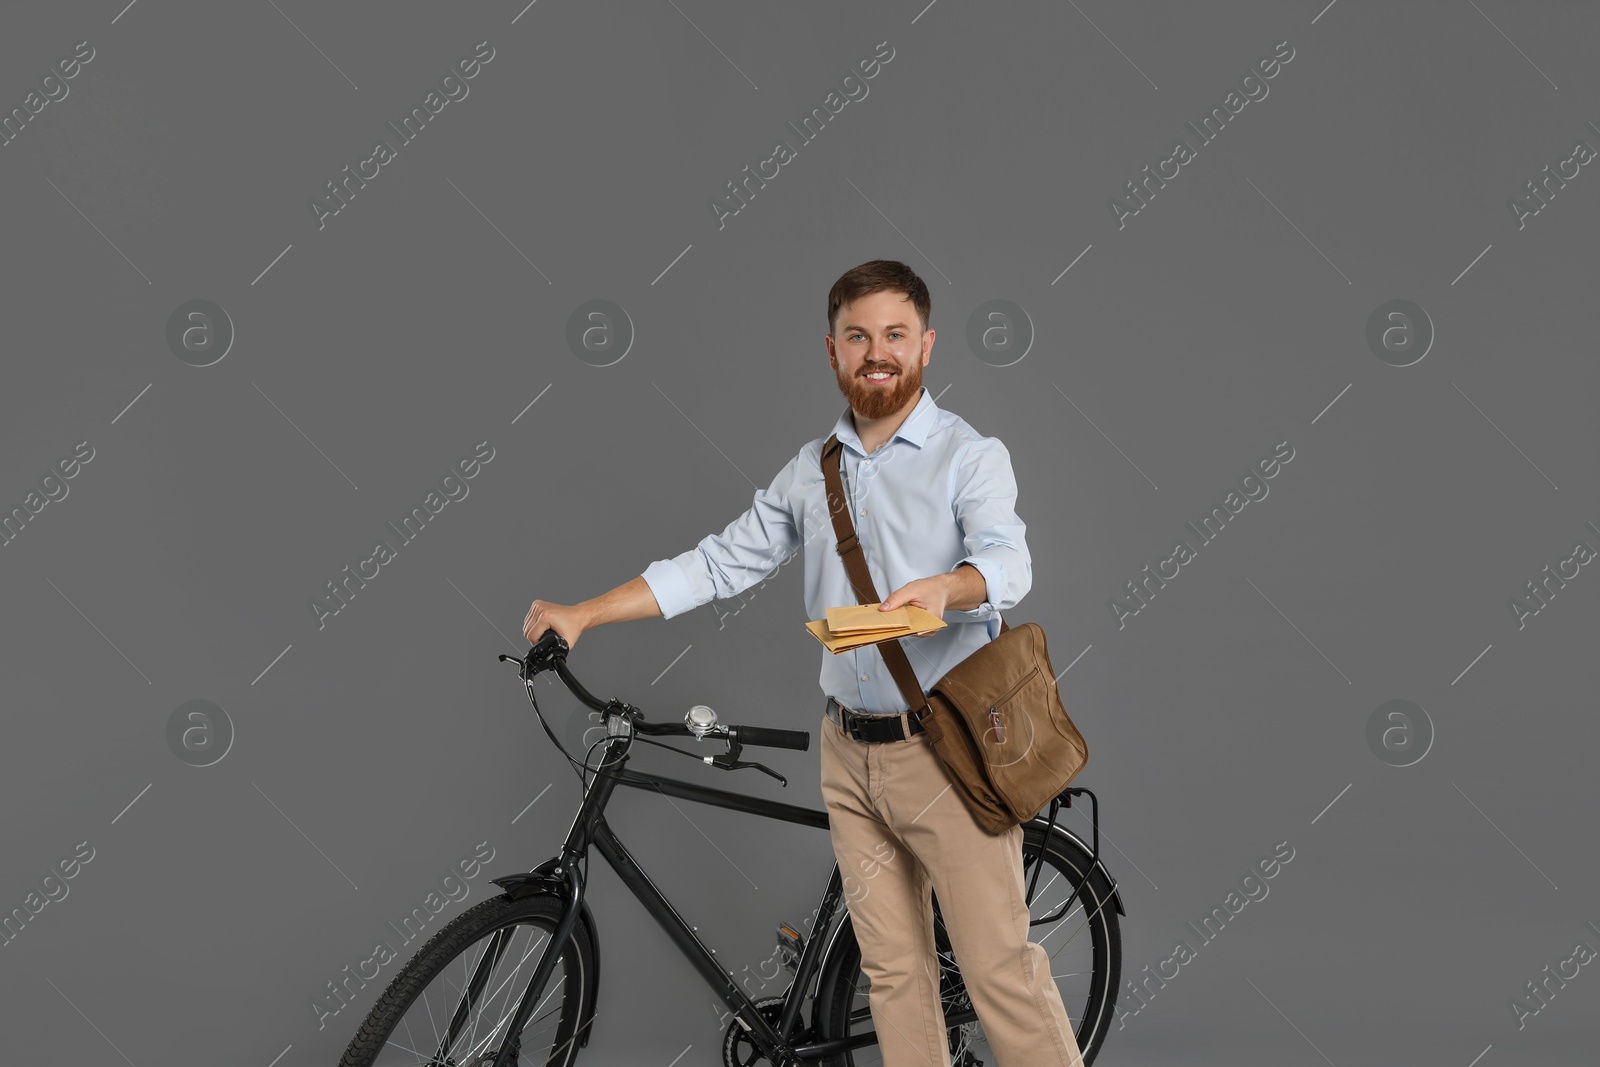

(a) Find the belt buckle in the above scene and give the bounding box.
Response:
[841,702,909,743]
[838,702,863,738]
[838,702,873,741]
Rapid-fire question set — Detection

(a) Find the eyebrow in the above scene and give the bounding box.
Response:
[841,322,912,332]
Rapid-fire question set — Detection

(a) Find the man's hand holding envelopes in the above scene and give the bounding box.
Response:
[805,602,947,654]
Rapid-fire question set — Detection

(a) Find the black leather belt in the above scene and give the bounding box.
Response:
[826,696,925,743]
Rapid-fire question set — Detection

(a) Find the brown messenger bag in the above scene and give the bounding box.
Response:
[822,433,1088,835]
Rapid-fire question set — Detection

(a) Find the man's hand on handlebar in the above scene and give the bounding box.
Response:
[503,631,811,785]
[524,599,590,650]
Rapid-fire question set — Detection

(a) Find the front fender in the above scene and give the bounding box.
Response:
[489,857,601,1050]
[489,855,570,899]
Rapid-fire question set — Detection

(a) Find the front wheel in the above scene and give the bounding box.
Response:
[813,822,1122,1066]
[337,893,595,1067]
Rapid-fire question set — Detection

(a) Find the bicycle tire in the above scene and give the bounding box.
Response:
[813,822,1122,1066]
[337,892,595,1067]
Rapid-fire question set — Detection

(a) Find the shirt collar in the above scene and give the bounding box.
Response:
[829,385,937,458]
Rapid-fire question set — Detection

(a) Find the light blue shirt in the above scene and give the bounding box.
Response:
[641,386,1031,715]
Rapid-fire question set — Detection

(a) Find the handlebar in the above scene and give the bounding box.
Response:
[730,724,810,752]
[500,629,811,755]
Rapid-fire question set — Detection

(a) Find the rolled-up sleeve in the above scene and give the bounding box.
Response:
[949,438,1031,621]
[641,453,802,620]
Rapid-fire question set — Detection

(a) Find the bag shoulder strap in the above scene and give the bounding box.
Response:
[821,433,1008,716]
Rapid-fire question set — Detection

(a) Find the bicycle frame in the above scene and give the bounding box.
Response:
[486,711,1116,1066]
[489,718,915,1066]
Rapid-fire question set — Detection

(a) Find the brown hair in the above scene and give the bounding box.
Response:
[826,259,931,336]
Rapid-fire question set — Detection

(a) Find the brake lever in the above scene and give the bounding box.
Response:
[499,651,541,683]
[698,730,779,785]
[705,752,788,786]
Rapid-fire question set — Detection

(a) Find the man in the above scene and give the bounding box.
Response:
[522,259,1084,1067]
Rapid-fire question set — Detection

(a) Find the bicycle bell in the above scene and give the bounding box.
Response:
[685,704,719,738]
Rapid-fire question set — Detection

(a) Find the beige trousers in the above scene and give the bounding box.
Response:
[818,708,1086,1067]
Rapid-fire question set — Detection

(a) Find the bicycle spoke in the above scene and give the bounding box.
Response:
[473,930,551,1052]
[340,894,592,1067]
[420,988,441,1059]
[381,1037,434,1062]
[403,921,557,1065]
[1028,864,1065,902]
[471,972,562,1059]
[460,929,560,1062]
[1046,881,1116,956]
[437,924,510,1060]
[456,929,499,1056]
[541,1011,598,1067]
[399,1017,420,1066]
[1036,903,1087,947]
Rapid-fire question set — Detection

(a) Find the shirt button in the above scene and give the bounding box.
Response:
[860,673,869,681]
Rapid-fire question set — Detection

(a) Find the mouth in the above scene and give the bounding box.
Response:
[862,370,896,384]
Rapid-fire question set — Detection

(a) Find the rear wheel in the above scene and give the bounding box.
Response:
[337,893,594,1067]
[813,823,1121,1065]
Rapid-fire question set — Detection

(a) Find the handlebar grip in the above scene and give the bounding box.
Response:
[734,725,810,752]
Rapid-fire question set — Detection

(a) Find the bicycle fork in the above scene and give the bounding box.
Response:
[463,859,586,1067]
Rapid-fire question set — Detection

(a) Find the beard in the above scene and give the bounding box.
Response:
[835,357,923,420]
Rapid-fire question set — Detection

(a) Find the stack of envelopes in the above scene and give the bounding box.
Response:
[805,603,947,654]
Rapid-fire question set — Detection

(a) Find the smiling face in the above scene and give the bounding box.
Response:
[826,289,932,421]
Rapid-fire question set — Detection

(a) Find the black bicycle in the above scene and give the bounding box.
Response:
[337,630,1125,1066]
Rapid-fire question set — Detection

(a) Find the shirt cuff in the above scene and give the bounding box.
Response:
[641,558,696,621]
[952,556,1003,620]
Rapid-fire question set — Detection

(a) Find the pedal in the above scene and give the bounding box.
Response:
[775,922,804,974]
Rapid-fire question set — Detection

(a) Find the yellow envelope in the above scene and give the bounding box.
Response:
[826,603,911,634]
[805,604,947,654]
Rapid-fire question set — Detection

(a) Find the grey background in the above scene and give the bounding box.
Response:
[1,0,1596,1064]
